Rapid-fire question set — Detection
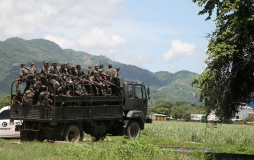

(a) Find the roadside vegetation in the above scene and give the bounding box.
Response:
[147,99,206,120]
[1,121,254,159]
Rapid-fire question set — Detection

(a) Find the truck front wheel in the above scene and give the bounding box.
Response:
[127,120,140,138]
[63,124,81,143]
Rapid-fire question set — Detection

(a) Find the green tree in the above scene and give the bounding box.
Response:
[192,0,254,119]
[175,101,187,106]
[147,107,156,114]
[171,106,184,119]
[156,107,171,116]
[0,95,11,109]
[158,101,173,109]
[156,99,169,107]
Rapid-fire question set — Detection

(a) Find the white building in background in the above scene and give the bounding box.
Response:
[190,114,204,121]
[231,105,253,121]
[191,104,254,122]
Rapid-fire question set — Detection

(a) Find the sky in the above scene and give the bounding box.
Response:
[0,0,216,74]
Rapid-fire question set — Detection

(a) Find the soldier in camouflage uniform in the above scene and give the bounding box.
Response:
[48,61,62,94]
[33,80,43,104]
[37,85,50,106]
[91,71,104,96]
[112,66,121,96]
[106,64,115,82]
[98,64,106,77]
[30,62,38,78]
[57,63,66,74]
[66,64,71,74]
[76,64,85,77]
[13,90,22,105]
[22,85,34,105]
[39,61,49,83]
[86,65,93,77]
[16,63,33,92]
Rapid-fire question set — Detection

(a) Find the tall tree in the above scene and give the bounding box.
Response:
[192,0,254,119]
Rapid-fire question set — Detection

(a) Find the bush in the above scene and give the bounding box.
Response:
[244,117,251,124]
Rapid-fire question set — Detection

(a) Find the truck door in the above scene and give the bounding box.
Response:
[134,85,144,109]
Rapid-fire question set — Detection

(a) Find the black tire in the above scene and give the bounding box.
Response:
[63,124,81,143]
[127,120,140,138]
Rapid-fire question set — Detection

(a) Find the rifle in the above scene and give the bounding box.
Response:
[99,76,120,89]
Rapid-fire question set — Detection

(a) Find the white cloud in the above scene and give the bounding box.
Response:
[72,28,126,55]
[162,39,198,62]
[44,35,73,49]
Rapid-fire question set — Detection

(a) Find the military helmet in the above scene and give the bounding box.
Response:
[52,61,57,64]
[76,64,81,67]
[88,65,92,68]
[108,64,112,68]
[36,80,42,84]
[95,65,99,68]
[42,85,47,91]
[99,64,103,67]
[116,66,120,70]
[30,62,35,65]
[20,63,25,66]
[61,63,66,66]
[66,64,70,68]
[16,89,21,93]
[43,61,48,64]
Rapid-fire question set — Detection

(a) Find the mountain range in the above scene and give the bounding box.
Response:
[0,38,199,106]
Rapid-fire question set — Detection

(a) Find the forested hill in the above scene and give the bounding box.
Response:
[0,37,199,105]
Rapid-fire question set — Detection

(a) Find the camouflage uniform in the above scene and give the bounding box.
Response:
[48,64,62,93]
[39,62,49,83]
[86,65,94,77]
[16,63,33,92]
[91,71,104,96]
[30,62,39,77]
[13,90,22,105]
[112,66,121,96]
[22,86,34,105]
[37,86,50,106]
[75,64,85,77]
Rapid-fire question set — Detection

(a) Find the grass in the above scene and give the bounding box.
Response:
[1,121,254,159]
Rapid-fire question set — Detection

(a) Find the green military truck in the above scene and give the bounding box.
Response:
[10,82,151,142]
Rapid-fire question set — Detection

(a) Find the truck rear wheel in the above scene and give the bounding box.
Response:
[127,120,140,138]
[63,124,80,143]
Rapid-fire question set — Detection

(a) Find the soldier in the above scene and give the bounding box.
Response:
[76,64,85,77]
[98,64,106,77]
[33,80,43,104]
[22,85,34,105]
[86,65,93,77]
[30,62,38,77]
[106,64,115,82]
[66,64,71,74]
[15,63,33,92]
[57,63,66,74]
[37,85,50,106]
[48,61,62,94]
[39,61,49,83]
[112,66,121,96]
[91,71,104,96]
[13,90,22,105]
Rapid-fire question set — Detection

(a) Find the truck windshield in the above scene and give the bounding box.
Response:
[128,85,133,98]
[142,85,147,99]
[0,110,10,119]
[135,85,143,98]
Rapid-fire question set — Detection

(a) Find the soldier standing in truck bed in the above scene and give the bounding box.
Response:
[57,63,66,74]
[33,80,43,104]
[98,64,106,77]
[39,61,49,83]
[91,71,104,96]
[112,66,121,96]
[30,62,38,78]
[13,90,22,105]
[37,85,50,106]
[86,65,93,77]
[22,85,34,105]
[15,63,33,92]
[76,64,85,77]
[48,61,62,94]
[106,64,115,82]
